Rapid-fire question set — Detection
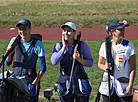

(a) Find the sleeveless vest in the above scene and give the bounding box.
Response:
[57,41,92,96]
[12,38,38,83]
[113,39,129,80]
[59,41,88,82]
[99,39,132,97]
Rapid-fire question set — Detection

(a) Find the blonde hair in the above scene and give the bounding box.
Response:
[105,25,111,35]
[105,25,113,39]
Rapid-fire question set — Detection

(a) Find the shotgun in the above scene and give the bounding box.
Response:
[68,31,81,91]
[95,35,113,102]
[105,35,112,98]
[0,34,21,68]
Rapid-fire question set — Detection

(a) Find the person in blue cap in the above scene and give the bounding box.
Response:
[98,19,136,102]
[5,19,47,102]
[51,22,93,102]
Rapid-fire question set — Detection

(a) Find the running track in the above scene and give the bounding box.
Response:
[0,27,138,41]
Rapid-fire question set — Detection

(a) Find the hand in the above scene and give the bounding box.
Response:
[105,62,111,71]
[123,85,133,96]
[7,45,12,51]
[61,32,67,52]
[62,31,67,47]
[32,82,37,85]
[7,45,14,56]
[73,51,80,60]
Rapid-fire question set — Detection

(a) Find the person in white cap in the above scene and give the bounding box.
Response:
[51,22,93,102]
[97,19,136,102]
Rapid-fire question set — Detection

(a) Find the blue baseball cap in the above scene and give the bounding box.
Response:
[16,19,31,27]
[108,19,129,31]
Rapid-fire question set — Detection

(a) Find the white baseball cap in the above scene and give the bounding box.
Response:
[61,22,76,31]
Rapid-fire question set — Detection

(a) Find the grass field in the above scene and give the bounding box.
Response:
[0,0,138,102]
[0,0,138,28]
[0,40,138,102]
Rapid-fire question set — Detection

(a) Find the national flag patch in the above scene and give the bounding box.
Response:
[119,58,123,62]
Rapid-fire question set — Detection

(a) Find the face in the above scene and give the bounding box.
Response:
[18,24,31,39]
[112,27,125,39]
[62,26,76,41]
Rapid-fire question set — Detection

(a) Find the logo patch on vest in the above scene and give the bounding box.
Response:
[119,58,123,62]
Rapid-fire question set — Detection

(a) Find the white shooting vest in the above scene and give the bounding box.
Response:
[99,39,135,97]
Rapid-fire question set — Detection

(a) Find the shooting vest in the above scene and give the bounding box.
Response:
[12,37,38,83]
[58,41,91,96]
[99,39,134,97]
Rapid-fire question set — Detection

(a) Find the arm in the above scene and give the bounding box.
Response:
[32,56,46,84]
[98,41,112,72]
[32,41,46,84]
[51,31,74,65]
[123,42,136,96]
[98,55,106,71]
[98,42,106,71]
[73,41,93,67]
[5,51,14,66]
[98,55,112,72]
[5,45,15,65]
[73,51,87,66]
[51,43,65,65]
[82,42,93,67]
[129,54,136,88]
[2,35,20,67]
[32,71,45,85]
[5,37,17,66]
[124,54,136,96]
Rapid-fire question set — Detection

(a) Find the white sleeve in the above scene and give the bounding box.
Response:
[128,42,135,57]
[99,42,106,59]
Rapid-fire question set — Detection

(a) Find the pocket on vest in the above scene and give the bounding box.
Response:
[28,84,39,97]
[76,79,92,95]
[115,80,134,97]
[58,80,69,96]
[99,81,110,96]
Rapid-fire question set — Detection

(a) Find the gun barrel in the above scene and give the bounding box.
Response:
[0,34,21,68]
[68,31,81,91]
[105,35,112,98]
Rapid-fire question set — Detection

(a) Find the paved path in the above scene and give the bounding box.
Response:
[0,27,138,41]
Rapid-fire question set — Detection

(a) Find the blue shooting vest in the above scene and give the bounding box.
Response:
[58,41,92,97]
[12,38,38,83]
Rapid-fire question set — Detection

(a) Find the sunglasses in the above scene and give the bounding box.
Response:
[111,21,124,32]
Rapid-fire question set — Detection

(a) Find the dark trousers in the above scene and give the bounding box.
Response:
[102,90,133,102]
[60,92,90,102]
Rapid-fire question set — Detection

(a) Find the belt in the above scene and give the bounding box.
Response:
[13,62,22,67]
[117,77,129,83]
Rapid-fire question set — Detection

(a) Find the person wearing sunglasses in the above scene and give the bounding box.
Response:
[51,22,93,102]
[5,19,47,102]
[98,19,136,102]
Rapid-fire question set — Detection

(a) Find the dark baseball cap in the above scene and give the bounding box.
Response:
[16,19,31,27]
[108,19,129,31]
